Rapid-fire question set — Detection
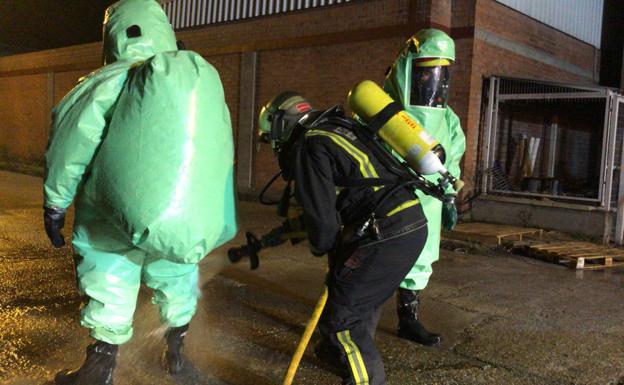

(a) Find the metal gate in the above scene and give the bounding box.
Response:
[480,76,624,243]
[612,97,624,244]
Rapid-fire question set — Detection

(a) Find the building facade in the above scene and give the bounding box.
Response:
[1,0,617,241]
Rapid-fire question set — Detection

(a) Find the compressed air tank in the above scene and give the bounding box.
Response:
[348,80,448,176]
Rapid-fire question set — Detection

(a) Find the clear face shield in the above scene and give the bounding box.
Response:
[409,63,450,108]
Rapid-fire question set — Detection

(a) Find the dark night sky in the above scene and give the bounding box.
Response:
[0,0,621,87]
[0,0,118,54]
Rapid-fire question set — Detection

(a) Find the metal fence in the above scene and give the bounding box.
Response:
[163,0,354,30]
[477,76,624,244]
[612,97,624,243]
[480,77,624,210]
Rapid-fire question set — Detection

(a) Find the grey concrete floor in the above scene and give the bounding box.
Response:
[1,170,624,385]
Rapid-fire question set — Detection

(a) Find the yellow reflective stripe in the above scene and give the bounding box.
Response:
[337,330,369,385]
[306,130,382,191]
[386,198,420,217]
[307,130,378,178]
[346,330,369,384]
[337,332,361,384]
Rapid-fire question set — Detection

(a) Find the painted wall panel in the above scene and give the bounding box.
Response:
[164,0,353,29]
[497,0,604,47]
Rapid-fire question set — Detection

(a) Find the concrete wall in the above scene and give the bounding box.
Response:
[0,0,601,204]
[471,196,610,242]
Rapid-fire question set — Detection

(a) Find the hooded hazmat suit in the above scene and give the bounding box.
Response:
[384,29,466,291]
[44,0,237,345]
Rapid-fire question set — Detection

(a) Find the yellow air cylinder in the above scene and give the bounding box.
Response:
[348,80,448,176]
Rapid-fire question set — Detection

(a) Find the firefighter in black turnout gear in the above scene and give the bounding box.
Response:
[258,92,428,385]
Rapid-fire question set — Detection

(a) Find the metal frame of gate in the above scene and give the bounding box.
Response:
[481,76,624,243]
[613,97,624,243]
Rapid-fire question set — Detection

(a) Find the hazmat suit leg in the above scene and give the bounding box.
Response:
[395,192,443,346]
[72,200,200,344]
[142,257,199,328]
[399,193,442,290]
[72,201,144,345]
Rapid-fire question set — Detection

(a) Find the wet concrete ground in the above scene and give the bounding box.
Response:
[1,169,624,385]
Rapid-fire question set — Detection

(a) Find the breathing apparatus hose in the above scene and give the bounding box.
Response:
[259,171,284,205]
[282,285,329,385]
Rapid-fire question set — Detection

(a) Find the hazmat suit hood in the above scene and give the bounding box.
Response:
[384,29,455,106]
[384,28,455,135]
[103,0,177,65]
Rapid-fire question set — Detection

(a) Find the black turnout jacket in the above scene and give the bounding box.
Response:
[293,116,427,256]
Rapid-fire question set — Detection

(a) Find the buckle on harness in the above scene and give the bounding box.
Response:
[356,213,382,241]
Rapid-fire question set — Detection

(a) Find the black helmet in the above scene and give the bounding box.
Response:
[258,92,314,153]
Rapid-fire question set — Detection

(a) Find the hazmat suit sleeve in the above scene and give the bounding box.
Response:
[44,63,130,209]
[444,106,466,194]
[295,138,341,256]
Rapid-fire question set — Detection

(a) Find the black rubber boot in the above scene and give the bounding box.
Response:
[55,341,118,385]
[396,288,442,347]
[163,324,189,375]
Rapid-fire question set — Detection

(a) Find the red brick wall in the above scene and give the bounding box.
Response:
[0,73,49,165]
[476,0,598,73]
[204,53,241,142]
[0,0,601,203]
[53,70,93,105]
[254,37,405,194]
[444,0,600,199]
[178,0,409,52]
[0,0,413,185]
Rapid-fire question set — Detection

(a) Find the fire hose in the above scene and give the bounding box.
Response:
[227,217,327,385]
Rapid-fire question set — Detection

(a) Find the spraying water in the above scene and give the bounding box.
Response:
[112,250,232,385]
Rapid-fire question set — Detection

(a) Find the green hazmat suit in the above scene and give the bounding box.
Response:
[44,0,237,344]
[384,29,466,291]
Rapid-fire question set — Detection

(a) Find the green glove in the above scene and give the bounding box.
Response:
[441,199,458,231]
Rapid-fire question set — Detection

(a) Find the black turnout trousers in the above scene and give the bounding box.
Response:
[318,224,428,385]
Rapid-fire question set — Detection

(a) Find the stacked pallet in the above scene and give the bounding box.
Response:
[445,222,624,270]
[444,222,543,246]
[524,242,624,270]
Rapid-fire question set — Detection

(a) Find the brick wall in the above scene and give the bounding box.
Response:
[476,0,597,73]
[0,0,414,191]
[448,0,600,199]
[0,73,50,165]
[0,0,601,202]
[254,37,405,194]
[204,53,241,141]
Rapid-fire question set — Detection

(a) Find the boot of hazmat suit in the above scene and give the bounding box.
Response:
[43,0,237,382]
[384,29,466,346]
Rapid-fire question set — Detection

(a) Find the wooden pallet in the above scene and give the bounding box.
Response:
[525,242,624,270]
[444,222,543,246]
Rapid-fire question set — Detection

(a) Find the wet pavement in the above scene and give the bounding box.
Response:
[1,169,624,385]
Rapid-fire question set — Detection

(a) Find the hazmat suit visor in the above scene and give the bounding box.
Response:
[410,64,450,108]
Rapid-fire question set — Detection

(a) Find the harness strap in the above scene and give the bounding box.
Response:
[333,177,398,188]
[366,101,403,133]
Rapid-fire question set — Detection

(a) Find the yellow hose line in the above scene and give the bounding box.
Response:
[282,285,329,385]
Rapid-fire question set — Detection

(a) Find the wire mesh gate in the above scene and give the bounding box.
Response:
[480,76,624,244]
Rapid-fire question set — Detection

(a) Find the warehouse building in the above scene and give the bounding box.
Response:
[0,0,622,241]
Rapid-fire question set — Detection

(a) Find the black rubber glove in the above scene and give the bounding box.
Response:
[441,197,458,231]
[44,206,66,248]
